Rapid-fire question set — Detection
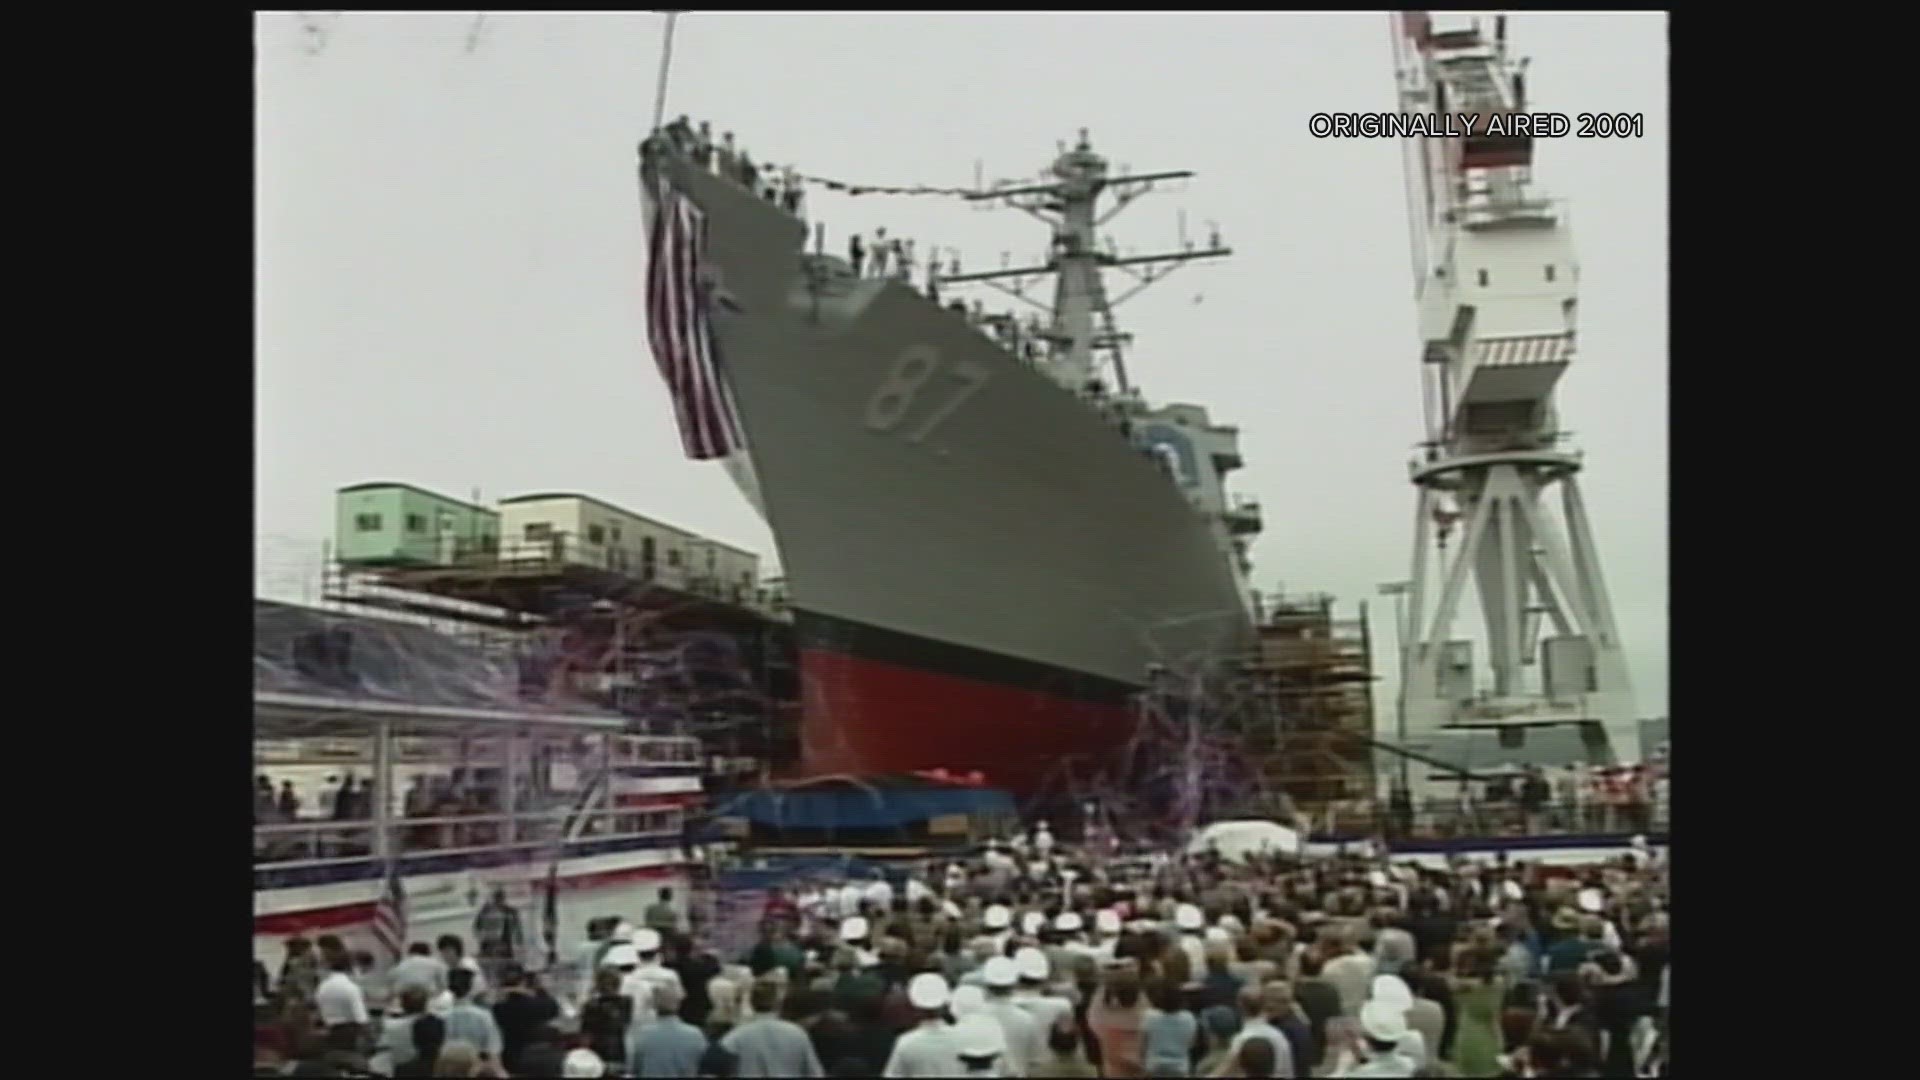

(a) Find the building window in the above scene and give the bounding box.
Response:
[706,548,717,569]
[642,537,656,562]
[1477,269,1489,286]
[610,525,622,542]
[587,524,606,544]
[668,549,682,567]
[354,513,383,532]
[405,514,427,533]
[525,523,552,542]
[1544,265,1556,282]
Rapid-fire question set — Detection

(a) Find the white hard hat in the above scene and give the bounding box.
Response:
[562,1048,607,1078]
[982,956,1019,988]
[1175,903,1204,931]
[603,944,640,968]
[1021,911,1047,936]
[1014,947,1049,981]
[1095,909,1122,935]
[942,900,963,920]
[1360,999,1412,1043]
[983,904,1012,930]
[1368,870,1390,888]
[840,916,870,941]
[1217,914,1244,934]
[1577,888,1605,914]
[1370,974,1414,1013]
[954,1013,1007,1058]
[856,948,881,969]
[907,971,951,1010]
[1502,880,1524,901]
[634,928,663,953]
[951,983,988,1016]
[1204,926,1232,944]
[1055,911,1084,933]
[610,922,635,942]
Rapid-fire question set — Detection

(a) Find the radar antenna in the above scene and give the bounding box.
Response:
[937,129,1230,396]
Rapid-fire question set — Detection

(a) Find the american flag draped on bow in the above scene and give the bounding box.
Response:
[641,174,745,460]
[371,860,408,963]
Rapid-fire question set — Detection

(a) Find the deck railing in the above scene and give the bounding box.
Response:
[252,805,684,869]
[1307,796,1670,842]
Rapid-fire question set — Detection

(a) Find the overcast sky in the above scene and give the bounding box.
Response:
[255,11,1667,717]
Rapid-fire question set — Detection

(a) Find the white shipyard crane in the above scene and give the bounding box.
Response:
[1387,12,1641,765]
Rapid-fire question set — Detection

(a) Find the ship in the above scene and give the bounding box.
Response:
[638,129,1263,798]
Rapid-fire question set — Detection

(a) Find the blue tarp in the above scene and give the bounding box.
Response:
[710,782,1015,830]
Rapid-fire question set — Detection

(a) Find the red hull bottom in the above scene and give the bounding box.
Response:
[799,646,1139,796]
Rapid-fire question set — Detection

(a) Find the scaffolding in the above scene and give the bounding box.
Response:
[1232,592,1379,813]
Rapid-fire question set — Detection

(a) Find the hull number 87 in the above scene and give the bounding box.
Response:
[864,345,991,444]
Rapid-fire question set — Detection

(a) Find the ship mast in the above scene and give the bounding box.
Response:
[937,130,1230,397]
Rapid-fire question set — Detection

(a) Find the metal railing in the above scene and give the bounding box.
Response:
[1309,797,1670,842]
[252,805,684,869]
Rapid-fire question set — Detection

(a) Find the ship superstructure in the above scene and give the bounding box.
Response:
[1388,12,1640,764]
[938,132,1263,616]
[637,128,1259,796]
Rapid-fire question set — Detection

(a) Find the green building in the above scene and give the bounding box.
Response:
[334,482,500,567]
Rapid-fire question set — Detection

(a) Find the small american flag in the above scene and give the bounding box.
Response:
[641,172,746,460]
[371,861,408,963]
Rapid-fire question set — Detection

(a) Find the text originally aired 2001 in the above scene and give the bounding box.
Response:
[1308,113,1644,139]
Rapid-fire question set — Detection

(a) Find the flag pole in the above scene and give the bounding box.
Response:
[650,11,683,133]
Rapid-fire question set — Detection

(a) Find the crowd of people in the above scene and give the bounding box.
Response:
[255,825,1668,1078]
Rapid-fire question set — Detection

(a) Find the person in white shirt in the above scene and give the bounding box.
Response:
[951,983,989,1020]
[442,966,504,1061]
[1576,888,1624,950]
[1033,821,1055,857]
[1173,903,1208,976]
[1055,912,1098,962]
[314,951,370,1036]
[1321,926,1379,1017]
[622,929,683,1034]
[1011,947,1073,1034]
[1366,974,1428,1068]
[980,956,1044,1076]
[1091,909,1123,963]
[1335,1000,1419,1078]
[389,942,449,1007]
[884,973,965,1078]
[434,935,487,1009]
[1227,983,1296,1077]
[840,916,873,953]
[973,905,1013,957]
[952,1013,1010,1077]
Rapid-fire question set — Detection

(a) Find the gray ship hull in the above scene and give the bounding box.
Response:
[650,153,1253,794]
